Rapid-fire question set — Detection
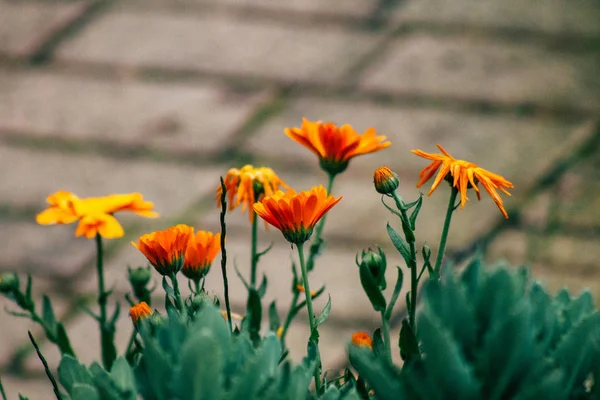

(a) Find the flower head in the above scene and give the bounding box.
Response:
[36,190,79,225]
[285,118,391,175]
[412,144,514,218]
[182,230,221,282]
[217,165,290,223]
[75,213,125,239]
[373,166,399,195]
[351,332,373,349]
[253,185,342,244]
[133,224,194,275]
[74,193,158,218]
[129,302,153,324]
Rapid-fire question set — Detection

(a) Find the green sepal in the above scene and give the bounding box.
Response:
[399,318,420,363]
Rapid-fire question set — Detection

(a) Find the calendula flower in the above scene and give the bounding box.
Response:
[351,332,373,349]
[36,190,79,225]
[129,302,153,324]
[296,284,318,298]
[75,213,125,239]
[182,231,221,282]
[285,118,391,175]
[74,193,158,218]
[253,185,342,244]
[412,144,514,219]
[373,166,399,195]
[217,165,290,223]
[133,224,194,275]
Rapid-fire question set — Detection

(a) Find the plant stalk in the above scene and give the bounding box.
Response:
[433,187,459,277]
[95,234,115,369]
[219,177,233,331]
[250,214,259,287]
[306,173,336,272]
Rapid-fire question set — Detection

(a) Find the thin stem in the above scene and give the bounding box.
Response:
[169,273,185,314]
[250,214,259,288]
[194,279,201,294]
[95,234,115,369]
[380,311,392,363]
[433,187,459,277]
[219,177,233,332]
[297,243,322,394]
[306,173,336,272]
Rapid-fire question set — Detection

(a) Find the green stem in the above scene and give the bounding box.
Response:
[433,187,459,277]
[219,177,233,332]
[169,273,185,314]
[297,243,322,394]
[306,173,336,272]
[380,311,392,363]
[194,279,201,294]
[95,234,115,369]
[250,214,259,288]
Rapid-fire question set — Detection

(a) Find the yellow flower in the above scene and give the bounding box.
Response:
[373,166,399,195]
[182,231,221,282]
[285,118,391,175]
[412,144,514,219]
[36,190,79,225]
[74,193,158,218]
[217,165,290,223]
[133,224,194,275]
[129,302,153,324]
[276,326,283,338]
[296,284,317,298]
[75,213,125,239]
[351,331,373,349]
[253,185,342,244]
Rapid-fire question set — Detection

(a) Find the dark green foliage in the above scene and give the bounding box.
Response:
[351,260,600,400]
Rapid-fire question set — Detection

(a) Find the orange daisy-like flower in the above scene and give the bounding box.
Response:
[217,165,290,223]
[129,301,153,324]
[412,144,514,219]
[285,118,391,175]
[133,224,194,276]
[36,191,80,225]
[75,213,125,239]
[182,230,221,282]
[351,332,373,349]
[253,185,342,244]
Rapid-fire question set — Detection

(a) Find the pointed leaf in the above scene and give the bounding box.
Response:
[315,295,332,326]
[372,328,385,357]
[58,356,94,393]
[359,264,386,312]
[257,274,268,298]
[42,295,56,333]
[55,323,75,356]
[387,224,412,268]
[399,319,420,362]
[268,301,280,332]
[409,194,423,230]
[71,384,100,400]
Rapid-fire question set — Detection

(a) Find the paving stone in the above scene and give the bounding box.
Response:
[0,144,223,276]
[0,70,270,154]
[395,0,600,36]
[553,160,600,228]
[0,374,54,400]
[0,1,88,58]
[359,34,600,112]
[55,11,380,84]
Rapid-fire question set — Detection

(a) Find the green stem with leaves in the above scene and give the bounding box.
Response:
[380,311,392,362]
[169,273,185,314]
[306,173,336,272]
[433,187,459,277]
[297,242,322,394]
[95,234,116,369]
[250,215,259,288]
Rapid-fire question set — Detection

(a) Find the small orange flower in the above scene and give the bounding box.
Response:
[129,302,153,324]
[351,332,373,349]
[296,284,317,298]
[373,166,399,195]
[217,165,290,223]
[182,231,221,282]
[285,118,391,175]
[75,213,125,239]
[412,144,514,219]
[36,190,79,225]
[253,185,342,244]
[133,224,194,275]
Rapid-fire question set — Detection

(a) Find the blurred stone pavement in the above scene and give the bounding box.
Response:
[1,0,600,397]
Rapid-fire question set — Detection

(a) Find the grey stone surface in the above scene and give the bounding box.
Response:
[0,374,54,400]
[0,70,270,154]
[359,34,600,112]
[56,11,381,84]
[0,1,88,58]
[395,0,600,36]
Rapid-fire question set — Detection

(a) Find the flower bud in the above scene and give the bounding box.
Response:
[373,166,399,195]
[351,331,373,349]
[357,246,387,290]
[129,302,153,324]
[0,273,19,294]
[128,266,152,288]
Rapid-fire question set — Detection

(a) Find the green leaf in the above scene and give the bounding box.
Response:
[109,357,137,400]
[387,224,412,268]
[25,274,32,302]
[161,277,175,298]
[71,384,100,400]
[58,356,94,393]
[384,267,403,320]
[89,362,122,400]
[348,347,403,400]
[372,328,385,358]
[245,289,262,344]
[359,264,386,312]
[55,323,75,356]
[409,194,423,230]
[18,395,30,400]
[42,295,56,333]
[315,295,332,326]
[257,274,268,298]
[268,301,280,332]
[234,262,250,290]
[399,319,420,363]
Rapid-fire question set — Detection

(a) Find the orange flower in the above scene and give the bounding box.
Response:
[217,165,290,223]
[36,190,79,225]
[373,166,399,195]
[296,284,317,298]
[75,213,125,239]
[129,302,153,324]
[253,185,342,244]
[351,332,373,349]
[74,193,158,218]
[412,144,514,219]
[133,224,194,275]
[285,118,391,175]
[182,230,221,281]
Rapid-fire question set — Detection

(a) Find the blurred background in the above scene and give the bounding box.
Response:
[1,0,599,397]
